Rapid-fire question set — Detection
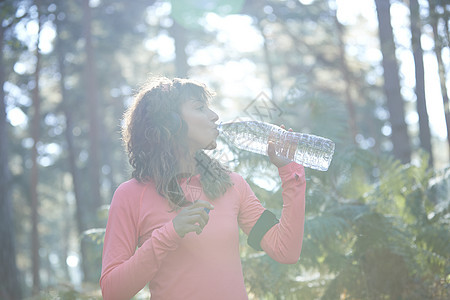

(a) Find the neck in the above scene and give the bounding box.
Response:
[178,153,197,176]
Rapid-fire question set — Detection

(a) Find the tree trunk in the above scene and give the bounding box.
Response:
[82,0,105,282]
[410,0,433,166]
[257,21,277,103]
[374,0,411,163]
[0,23,22,300]
[428,0,450,158]
[55,13,92,283]
[82,0,102,216]
[30,4,42,294]
[335,14,358,143]
[443,2,450,49]
[170,20,189,77]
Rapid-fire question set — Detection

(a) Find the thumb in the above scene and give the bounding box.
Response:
[268,141,276,156]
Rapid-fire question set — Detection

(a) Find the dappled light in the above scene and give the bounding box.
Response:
[0,0,449,299]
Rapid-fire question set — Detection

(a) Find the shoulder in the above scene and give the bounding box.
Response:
[115,178,149,193]
[228,171,244,183]
[228,172,250,192]
[111,178,153,208]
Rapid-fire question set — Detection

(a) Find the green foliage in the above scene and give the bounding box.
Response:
[242,147,449,299]
[29,283,103,300]
[82,228,106,246]
[223,50,449,298]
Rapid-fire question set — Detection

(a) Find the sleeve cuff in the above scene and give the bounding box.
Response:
[278,162,305,183]
[166,220,183,243]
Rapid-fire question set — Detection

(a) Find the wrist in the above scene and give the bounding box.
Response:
[172,219,183,238]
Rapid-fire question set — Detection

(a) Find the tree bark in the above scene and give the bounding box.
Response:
[82,0,106,282]
[374,0,411,163]
[410,0,433,166]
[335,14,358,143]
[30,4,42,294]
[55,12,92,283]
[82,0,102,215]
[257,21,277,103]
[0,23,22,300]
[428,0,450,158]
[442,2,450,49]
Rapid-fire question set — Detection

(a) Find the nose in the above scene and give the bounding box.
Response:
[209,108,219,123]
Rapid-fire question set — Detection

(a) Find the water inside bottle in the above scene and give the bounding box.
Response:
[218,121,335,171]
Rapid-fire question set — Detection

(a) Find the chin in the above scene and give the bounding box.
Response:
[205,140,217,150]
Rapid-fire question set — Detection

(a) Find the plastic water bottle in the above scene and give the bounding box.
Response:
[218,120,335,171]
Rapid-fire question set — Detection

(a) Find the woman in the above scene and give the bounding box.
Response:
[100,77,306,299]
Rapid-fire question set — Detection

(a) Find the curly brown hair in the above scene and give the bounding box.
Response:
[122,76,232,207]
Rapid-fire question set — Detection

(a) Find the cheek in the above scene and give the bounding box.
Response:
[187,113,207,130]
[186,118,202,135]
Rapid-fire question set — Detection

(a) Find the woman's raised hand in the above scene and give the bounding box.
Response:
[172,200,214,238]
[268,124,294,168]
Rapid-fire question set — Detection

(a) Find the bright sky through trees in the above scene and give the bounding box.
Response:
[7,0,448,140]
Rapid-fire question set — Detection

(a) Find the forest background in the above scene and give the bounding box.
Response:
[1,0,449,299]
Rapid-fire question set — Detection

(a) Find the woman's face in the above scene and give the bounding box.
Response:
[180,99,219,153]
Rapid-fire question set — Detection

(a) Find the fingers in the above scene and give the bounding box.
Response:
[177,223,203,237]
[268,130,276,147]
[191,200,214,211]
[186,211,209,235]
[266,124,295,168]
[268,124,293,158]
[173,201,214,237]
[267,140,276,157]
[183,224,203,235]
[183,206,210,217]
[280,124,293,131]
[183,214,208,230]
[182,207,210,224]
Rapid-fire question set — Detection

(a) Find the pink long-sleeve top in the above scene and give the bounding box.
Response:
[100,162,306,300]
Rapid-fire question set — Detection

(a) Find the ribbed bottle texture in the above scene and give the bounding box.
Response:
[218,120,335,171]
